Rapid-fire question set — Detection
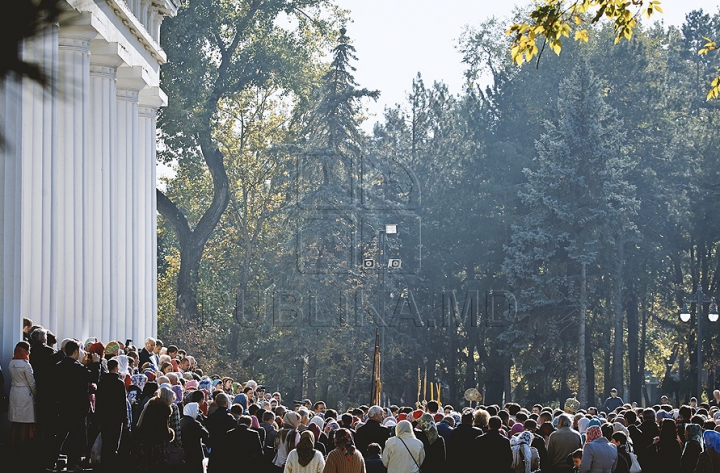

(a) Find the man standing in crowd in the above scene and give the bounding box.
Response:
[95,359,129,473]
[475,416,513,473]
[447,408,483,473]
[602,388,623,413]
[355,405,391,456]
[709,390,720,408]
[546,414,582,473]
[629,408,660,472]
[205,393,236,448]
[49,339,101,471]
[138,337,155,368]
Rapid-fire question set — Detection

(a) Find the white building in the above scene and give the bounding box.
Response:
[0,0,178,366]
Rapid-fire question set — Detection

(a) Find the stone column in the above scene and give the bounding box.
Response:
[90,41,124,342]
[56,26,95,341]
[139,87,166,338]
[117,66,146,343]
[21,25,58,332]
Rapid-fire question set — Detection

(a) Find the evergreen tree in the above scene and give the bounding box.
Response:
[503,61,638,407]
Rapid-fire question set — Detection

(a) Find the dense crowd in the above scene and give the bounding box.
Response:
[3,319,720,473]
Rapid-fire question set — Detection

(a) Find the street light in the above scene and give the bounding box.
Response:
[680,286,719,400]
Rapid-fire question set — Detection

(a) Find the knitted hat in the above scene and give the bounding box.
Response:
[105,341,120,355]
[564,397,580,414]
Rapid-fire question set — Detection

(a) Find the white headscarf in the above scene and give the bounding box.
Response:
[111,355,129,376]
[578,417,590,435]
[184,402,200,419]
[395,420,416,439]
[511,432,534,473]
[310,416,324,430]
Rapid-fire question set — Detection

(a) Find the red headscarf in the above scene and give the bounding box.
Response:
[13,342,30,361]
[586,425,603,443]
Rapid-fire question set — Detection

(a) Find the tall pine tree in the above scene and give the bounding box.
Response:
[503,61,638,407]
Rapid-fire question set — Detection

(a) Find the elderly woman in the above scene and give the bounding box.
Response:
[579,425,618,473]
[180,402,209,473]
[8,341,36,452]
[285,430,325,473]
[417,413,445,473]
[383,420,425,473]
[275,411,302,470]
[323,428,365,473]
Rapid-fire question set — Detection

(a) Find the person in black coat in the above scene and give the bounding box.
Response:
[474,416,513,473]
[628,408,660,472]
[204,393,236,449]
[209,415,263,473]
[47,339,101,470]
[28,328,56,441]
[95,359,129,473]
[447,409,483,473]
[355,405,391,457]
[180,402,209,473]
[138,338,155,369]
[646,418,682,473]
[365,443,388,473]
[681,423,703,473]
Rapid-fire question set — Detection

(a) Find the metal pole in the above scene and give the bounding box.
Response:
[698,287,703,400]
[380,230,386,404]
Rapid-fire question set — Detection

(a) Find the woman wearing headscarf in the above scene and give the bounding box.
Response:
[695,429,720,473]
[511,431,540,473]
[383,420,425,473]
[158,385,183,448]
[308,421,328,457]
[647,418,681,473]
[8,341,36,452]
[680,423,703,473]
[416,413,445,473]
[133,396,174,473]
[285,430,326,473]
[275,411,302,470]
[578,417,590,443]
[579,425,618,473]
[323,427,365,473]
[180,402,209,473]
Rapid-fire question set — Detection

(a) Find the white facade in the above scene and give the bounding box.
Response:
[0,0,177,366]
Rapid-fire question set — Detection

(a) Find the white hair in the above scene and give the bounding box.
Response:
[368,405,384,419]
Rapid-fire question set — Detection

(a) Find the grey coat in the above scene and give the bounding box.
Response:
[579,437,618,473]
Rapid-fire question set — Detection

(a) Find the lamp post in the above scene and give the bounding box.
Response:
[680,286,719,400]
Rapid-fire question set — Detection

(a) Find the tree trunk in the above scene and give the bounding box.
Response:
[578,262,588,407]
[586,339,595,407]
[611,237,625,393]
[307,351,318,401]
[627,292,641,403]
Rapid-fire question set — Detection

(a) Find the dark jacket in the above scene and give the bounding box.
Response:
[138,348,154,369]
[29,342,56,418]
[436,420,453,443]
[614,444,631,473]
[694,448,720,473]
[647,437,682,473]
[180,415,210,473]
[417,430,446,473]
[210,424,263,473]
[447,424,483,473]
[602,395,624,414]
[681,440,702,473]
[355,419,391,457]
[95,371,128,426]
[55,356,100,421]
[475,429,513,473]
[204,406,236,448]
[365,453,387,473]
[629,421,659,472]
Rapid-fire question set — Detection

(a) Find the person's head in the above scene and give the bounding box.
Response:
[166,345,178,359]
[557,414,572,429]
[488,416,502,431]
[298,407,310,424]
[426,400,439,413]
[238,415,252,427]
[262,411,276,423]
[368,405,384,422]
[22,317,33,333]
[473,409,490,428]
[524,419,538,432]
[444,405,453,415]
[161,362,173,374]
[153,339,163,354]
[334,428,355,453]
[461,408,474,425]
[571,449,583,467]
[660,395,669,404]
[532,404,543,415]
[367,443,382,457]
[611,431,627,447]
[215,392,229,409]
[179,358,190,370]
[610,388,618,398]
[158,386,176,406]
[30,327,47,345]
[64,339,81,359]
[314,401,326,414]
[659,418,677,441]
[679,405,692,423]
[107,359,119,374]
[144,337,156,352]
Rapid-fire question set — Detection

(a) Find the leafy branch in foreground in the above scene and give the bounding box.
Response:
[699,36,720,99]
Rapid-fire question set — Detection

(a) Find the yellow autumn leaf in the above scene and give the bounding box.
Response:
[550,39,562,55]
[575,29,589,43]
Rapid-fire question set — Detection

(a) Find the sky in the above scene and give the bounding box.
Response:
[335,0,720,130]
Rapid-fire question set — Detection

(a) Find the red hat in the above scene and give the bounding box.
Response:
[433,413,444,423]
[89,342,105,356]
[398,413,408,421]
[412,409,423,420]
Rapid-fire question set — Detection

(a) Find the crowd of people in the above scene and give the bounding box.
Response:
[3,319,720,473]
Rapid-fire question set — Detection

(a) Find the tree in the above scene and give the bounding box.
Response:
[503,61,638,407]
[508,0,720,99]
[158,0,335,321]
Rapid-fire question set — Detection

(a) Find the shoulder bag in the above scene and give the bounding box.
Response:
[398,437,422,473]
